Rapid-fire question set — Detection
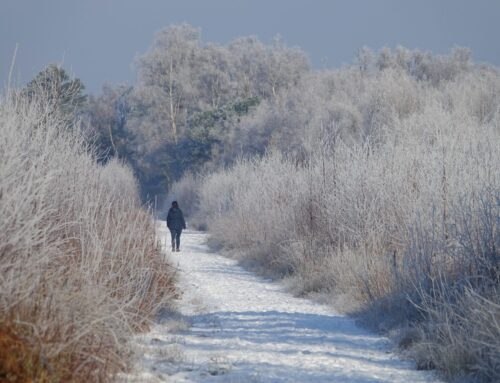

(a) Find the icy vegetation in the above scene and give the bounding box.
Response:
[0,83,176,381]
[161,31,499,381]
[12,23,498,382]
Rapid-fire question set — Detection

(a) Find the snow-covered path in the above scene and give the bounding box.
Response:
[123,225,440,382]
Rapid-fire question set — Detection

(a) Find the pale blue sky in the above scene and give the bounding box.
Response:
[2,0,500,93]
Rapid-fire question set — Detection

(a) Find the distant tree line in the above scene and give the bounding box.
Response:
[84,24,309,202]
[27,24,489,205]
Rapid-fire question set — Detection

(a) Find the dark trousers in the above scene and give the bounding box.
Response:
[170,229,182,250]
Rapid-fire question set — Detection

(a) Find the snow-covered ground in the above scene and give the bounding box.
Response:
[122,224,441,382]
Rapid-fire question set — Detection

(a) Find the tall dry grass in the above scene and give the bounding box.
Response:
[0,87,176,382]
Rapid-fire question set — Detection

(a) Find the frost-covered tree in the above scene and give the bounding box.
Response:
[23,64,87,123]
[196,43,234,109]
[136,24,202,144]
[228,36,309,99]
[356,46,374,73]
[88,24,497,212]
[262,36,310,98]
[85,84,133,161]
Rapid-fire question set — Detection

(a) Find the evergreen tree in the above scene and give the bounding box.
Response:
[23,64,87,123]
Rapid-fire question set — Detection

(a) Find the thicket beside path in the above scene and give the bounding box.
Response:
[122,224,441,382]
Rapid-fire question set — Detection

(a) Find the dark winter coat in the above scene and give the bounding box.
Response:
[167,207,186,231]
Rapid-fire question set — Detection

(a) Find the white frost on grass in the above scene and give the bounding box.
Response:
[122,223,441,382]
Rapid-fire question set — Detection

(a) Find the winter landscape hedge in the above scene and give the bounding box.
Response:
[0,85,176,382]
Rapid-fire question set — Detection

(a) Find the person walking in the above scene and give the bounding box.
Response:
[166,201,186,252]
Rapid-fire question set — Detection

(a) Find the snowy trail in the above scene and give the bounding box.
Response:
[123,225,440,382]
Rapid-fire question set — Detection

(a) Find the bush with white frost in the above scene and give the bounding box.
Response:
[188,50,500,381]
[0,88,176,381]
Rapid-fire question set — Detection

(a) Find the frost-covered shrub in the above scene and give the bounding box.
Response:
[0,89,176,382]
[190,52,500,381]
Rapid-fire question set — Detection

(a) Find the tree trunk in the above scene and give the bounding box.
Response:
[169,57,178,144]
